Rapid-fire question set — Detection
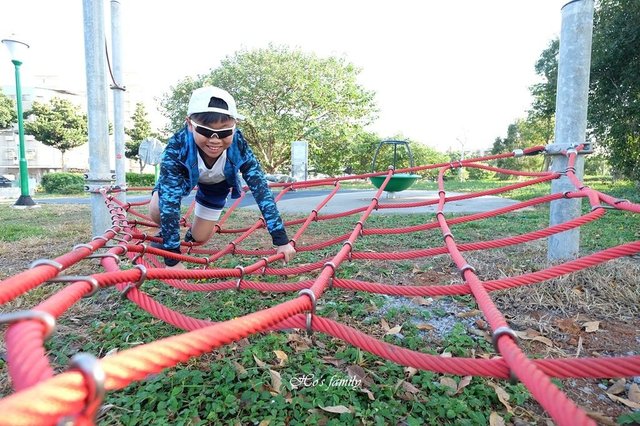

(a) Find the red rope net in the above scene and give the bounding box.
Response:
[1,145,639,425]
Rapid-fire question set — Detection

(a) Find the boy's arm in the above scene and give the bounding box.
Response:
[157,142,185,253]
[238,146,289,246]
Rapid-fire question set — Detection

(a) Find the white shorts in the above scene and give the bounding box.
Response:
[194,202,223,221]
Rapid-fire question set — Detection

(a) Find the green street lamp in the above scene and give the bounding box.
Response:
[2,37,36,207]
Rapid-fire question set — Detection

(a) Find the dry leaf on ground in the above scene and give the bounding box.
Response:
[320,405,353,414]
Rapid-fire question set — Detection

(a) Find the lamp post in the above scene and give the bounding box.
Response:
[2,37,36,207]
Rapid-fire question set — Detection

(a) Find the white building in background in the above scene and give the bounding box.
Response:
[0,72,161,184]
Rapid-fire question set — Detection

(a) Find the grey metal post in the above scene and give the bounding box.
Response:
[83,0,113,236]
[547,0,594,261]
[111,0,126,203]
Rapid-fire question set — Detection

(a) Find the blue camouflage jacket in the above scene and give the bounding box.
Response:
[157,126,288,250]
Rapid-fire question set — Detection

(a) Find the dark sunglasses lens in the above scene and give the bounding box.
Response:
[194,125,215,138]
[194,124,233,139]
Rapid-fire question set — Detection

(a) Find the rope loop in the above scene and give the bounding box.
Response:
[0,310,56,340]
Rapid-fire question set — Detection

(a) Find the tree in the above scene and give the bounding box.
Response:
[160,45,378,175]
[490,120,545,178]
[0,89,16,129]
[529,0,640,182]
[24,98,88,170]
[125,102,155,173]
[528,38,559,129]
[588,0,640,182]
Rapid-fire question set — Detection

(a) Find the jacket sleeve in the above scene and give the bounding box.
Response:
[157,139,185,250]
[238,143,289,246]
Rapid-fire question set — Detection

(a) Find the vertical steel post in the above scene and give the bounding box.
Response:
[547,0,594,261]
[83,0,112,235]
[110,0,127,202]
[12,60,36,206]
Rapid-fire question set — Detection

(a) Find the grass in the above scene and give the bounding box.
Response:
[0,177,639,425]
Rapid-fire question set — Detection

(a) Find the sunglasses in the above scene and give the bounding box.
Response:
[190,120,235,139]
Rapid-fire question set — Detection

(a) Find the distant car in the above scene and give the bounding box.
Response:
[0,176,13,188]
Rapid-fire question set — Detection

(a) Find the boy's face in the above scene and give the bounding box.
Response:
[188,117,236,159]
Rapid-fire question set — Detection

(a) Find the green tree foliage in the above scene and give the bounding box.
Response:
[490,120,544,178]
[160,45,378,175]
[125,102,155,172]
[24,98,88,170]
[589,0,640,182]
[0,90,17,129]
[529,0,640,182]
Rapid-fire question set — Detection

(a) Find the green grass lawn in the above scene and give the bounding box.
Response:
[1,177,639,425]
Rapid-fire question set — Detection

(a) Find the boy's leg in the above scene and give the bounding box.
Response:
[149,191,161,225]
[190,215,218,242]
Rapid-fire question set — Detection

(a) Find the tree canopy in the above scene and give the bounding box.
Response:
[160,45,379,175]
[0,90,16,129]
[24,97,88,170]
[125,102,156,172]
[529,0,640,182]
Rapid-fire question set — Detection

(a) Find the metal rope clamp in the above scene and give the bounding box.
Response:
[121,265,147,299]
[491,326,520,383]
[459,264,476,281]
[234,265,245,291]
[58,353,106,426]
[298,289,317,336]
[261,257,270,275]
[0,310,56,340]
[324,261,337,291]
[131,243,148,264]
[343,240,353,263]
[47,276,100,298]
[29,258,64,272]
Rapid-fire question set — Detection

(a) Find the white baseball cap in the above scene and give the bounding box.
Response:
[187,86,245,120]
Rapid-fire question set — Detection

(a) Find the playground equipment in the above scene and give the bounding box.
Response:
[369,140,421,193]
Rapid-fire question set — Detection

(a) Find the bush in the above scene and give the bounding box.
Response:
[126,172,156,187]
[41,172,85,194]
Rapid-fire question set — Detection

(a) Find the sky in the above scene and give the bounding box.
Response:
[0,1,569,153]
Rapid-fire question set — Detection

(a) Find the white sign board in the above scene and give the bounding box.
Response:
[138,137,165,166]
[291,140,308,181]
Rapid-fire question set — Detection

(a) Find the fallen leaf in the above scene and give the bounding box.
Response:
[258,421,270,426]
[488,382,513,413]
[456,309,482,318]
[455,376,473,395]
[607,378,626,395]
[628,383,640,403]
[269,370,282,394]
[416,323,435,331]
[411,296,433,306]
[253,354,267,368]
[440,351,452,358]
[346,365,373,386]
[586,411,617,426]
[274,350,288,366]
[582,321,600,333]
[232,361,247,375]
[385,325,403,336]
[380,318,390,331]
[404,366,418,379]
[606,392,640,409]
[320,405,353,414]
[489,412,505,426]
[440,377,457,395]
[361,387,375,401]
[555,318,581,335]
[513,330,553,347]
[321,357,345,367]
[401,380,420,394]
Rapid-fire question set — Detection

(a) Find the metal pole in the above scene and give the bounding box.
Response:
[83,0,112,236]
[547,0,594,261]
[110,0,126,203]
[11,60,36,207]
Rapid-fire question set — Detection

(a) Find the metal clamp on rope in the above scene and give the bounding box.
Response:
[47,276,100,298]
[261,257,270,275]
[311,209,319,221]
[73,244,94,252]
[61,353,106,426]
[228,241,237,254]
[356,221,364,237]
[565,148,578,156]
[459,264,476,280]
[29,258,64,271]
[491,326,519,353]
[85,252,121,264]
[512,149,524,158]
[131,243,148,264]
[121,265,147,298]
[371,196,379,210]
[235,265,245,291]
[562,191,573,199]
[614,198,629,205]
[0,310,56,340]
[442,232,454,242]
[103,244,129,255]
[343,240,353,262]
[298,289,317,336]
[591,205,606,212]
[202,257,211,270]
[324,261,337,290]
[435,211,446,219]
[91,236,109,243]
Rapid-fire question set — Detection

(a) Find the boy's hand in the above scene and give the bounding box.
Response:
[276,243,296,263]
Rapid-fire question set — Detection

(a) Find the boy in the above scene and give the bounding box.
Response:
[149,86,296,268]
